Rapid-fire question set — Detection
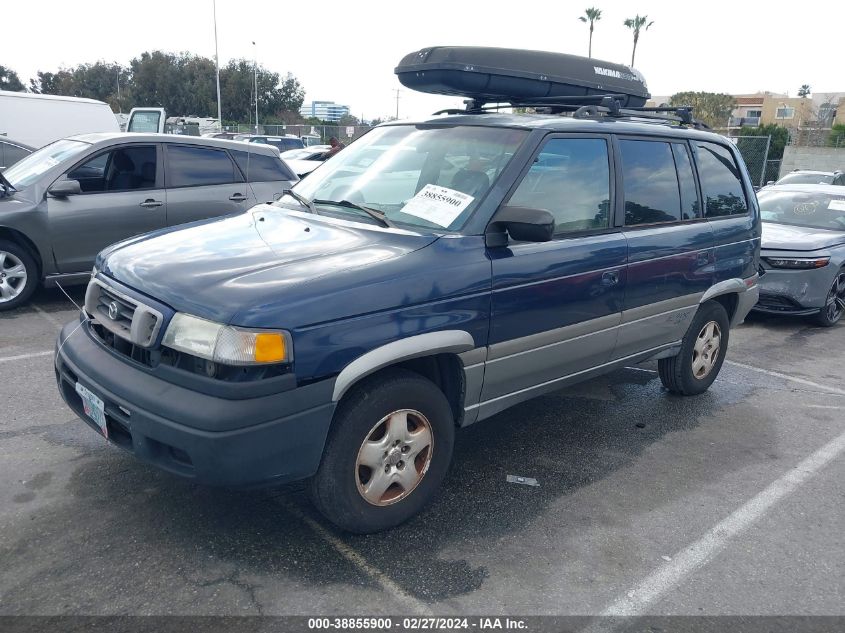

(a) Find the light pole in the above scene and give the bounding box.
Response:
[252,41,259,134]
[213,0,222,130]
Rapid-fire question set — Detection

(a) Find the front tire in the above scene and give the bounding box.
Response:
[309,368,455,533]
[0,240,38,311]
[659,301,730,395]
[813,268,845,327]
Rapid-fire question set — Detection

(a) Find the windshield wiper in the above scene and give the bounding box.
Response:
[280,189,318,215]
[313,199,395,228]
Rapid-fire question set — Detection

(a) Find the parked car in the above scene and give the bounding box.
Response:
[754,184,845,326]
[280,146,331,161]
[0,137,33,170]
[54,49,760,533]
[236,134,305,153]
[771,169,845,187]
[0,90,119,148]
[0,133,296,310]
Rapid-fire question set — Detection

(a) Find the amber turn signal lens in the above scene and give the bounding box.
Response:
[254,333,286,363]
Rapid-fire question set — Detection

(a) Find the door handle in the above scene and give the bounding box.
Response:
[229,193,248,202]
[139,199,163,208]
[601,270,620,286]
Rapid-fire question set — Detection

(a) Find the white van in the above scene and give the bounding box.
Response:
[0,91,119,148]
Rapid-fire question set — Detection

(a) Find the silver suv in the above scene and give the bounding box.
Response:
[0,133,297,310]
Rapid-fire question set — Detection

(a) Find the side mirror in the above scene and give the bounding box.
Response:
[48,179,82,197]
[486,206,555,246]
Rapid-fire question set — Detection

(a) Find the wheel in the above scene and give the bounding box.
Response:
[813,268,845,327]
[309,368,454,533]
[658,301,730,396]
[0,240,38,311]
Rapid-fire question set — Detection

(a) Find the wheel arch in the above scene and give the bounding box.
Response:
[0,226,43,278]
[331,330,476,424]
[700,279,745,323]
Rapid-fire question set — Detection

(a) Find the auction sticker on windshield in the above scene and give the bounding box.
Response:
[400,184,474,228]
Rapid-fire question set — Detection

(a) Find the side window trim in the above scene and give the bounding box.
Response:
[503,132,617,240]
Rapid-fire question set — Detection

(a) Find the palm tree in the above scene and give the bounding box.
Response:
[623,14,654,67]
[578,7,602,58]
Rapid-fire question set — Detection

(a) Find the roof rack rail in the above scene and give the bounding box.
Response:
[432,93,710,130]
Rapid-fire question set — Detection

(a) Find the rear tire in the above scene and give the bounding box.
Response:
[309,368,454,533]
[0,239,38,311]
[659,301,730,395]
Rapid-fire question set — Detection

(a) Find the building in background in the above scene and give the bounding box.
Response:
[299,100,350,122]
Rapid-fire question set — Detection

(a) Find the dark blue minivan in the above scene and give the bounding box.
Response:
[55,91,760,532]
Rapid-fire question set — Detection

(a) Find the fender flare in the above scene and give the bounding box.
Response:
[700,278,747,303]
[332,330,475,401]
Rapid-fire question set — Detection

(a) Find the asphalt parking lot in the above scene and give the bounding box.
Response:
[1,286,843,620]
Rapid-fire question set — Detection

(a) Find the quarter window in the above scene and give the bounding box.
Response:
[509,138,611,235]
[620,140,681,225]
[694,142,748,217]
[231,150,296,182]
[167,145,240,188]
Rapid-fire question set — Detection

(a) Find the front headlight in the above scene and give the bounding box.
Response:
[162,313,291,365]
[763,256,830,269]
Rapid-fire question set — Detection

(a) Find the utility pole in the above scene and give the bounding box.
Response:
[393,88,402,119]
[213,0,222,130]
[252,41,259,133]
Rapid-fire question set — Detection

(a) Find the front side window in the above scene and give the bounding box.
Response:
[65,146,157,193]
[620,140,681,225]
[127,111,162,133]
[508,138,611,235]
[167,145,240,188]
[694,142,748,217]
[288,125,528,231]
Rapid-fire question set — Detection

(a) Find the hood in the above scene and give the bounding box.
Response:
[761,222,845,251]
[99,206,438,324]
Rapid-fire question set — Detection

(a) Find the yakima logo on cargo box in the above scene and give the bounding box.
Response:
[593,66,637,82]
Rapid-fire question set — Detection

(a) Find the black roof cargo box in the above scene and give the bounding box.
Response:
[396,46,650,108]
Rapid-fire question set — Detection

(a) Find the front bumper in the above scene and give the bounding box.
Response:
[753,263,835,315]
[55,319,336,488]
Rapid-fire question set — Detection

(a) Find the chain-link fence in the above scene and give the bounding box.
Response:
[731,135,773,188]
[222,123,373,145]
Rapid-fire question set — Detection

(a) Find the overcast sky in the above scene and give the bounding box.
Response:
[3,0,843,120]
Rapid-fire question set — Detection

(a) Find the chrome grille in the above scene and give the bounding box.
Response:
[84,278,163,348]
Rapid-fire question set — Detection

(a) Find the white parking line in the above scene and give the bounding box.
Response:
[725,360,845,396]
[0,350,53,363]
[598,427,845,617]
[282,502,432,615]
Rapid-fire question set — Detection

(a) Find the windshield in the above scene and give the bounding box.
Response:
[776,172,835,185]
[285,124,528,231]
[3,139,90,189]
[758,189,845,231]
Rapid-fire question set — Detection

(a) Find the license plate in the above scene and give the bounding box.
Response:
[75,382,107,438]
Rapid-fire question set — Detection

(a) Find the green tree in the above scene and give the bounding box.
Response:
[623,14,654,67]
[668,91,735,129]
[578,7,602,58]
[30,62,127,110]
[0,65,26,91]
[737,124,789,184]
[797,84,811,98]
[829,123,845,147]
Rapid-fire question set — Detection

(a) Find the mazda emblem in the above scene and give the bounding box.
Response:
[108,301,120,320]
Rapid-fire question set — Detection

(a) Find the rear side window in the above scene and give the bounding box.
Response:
[509,138,611,235]
[694,142,748,217]
[166,145,240,188]
[620,140,681,225]
[231,150,296,182]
